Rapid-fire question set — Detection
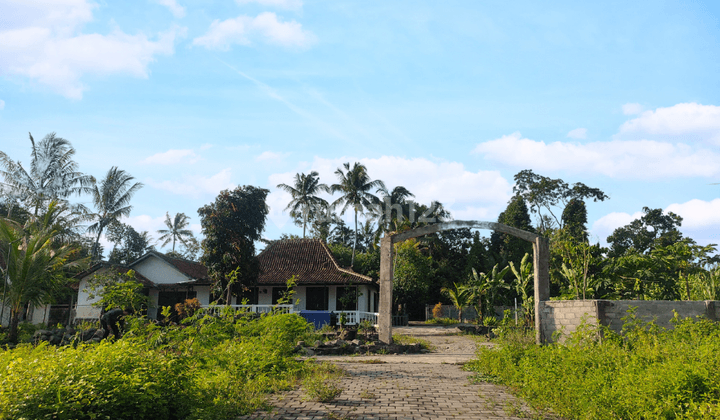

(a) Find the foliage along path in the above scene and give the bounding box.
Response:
[240,324,557,420]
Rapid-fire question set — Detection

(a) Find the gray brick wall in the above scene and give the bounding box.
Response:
[540,299,720,343]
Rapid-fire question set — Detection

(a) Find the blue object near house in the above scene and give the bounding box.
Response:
[299,310,332,329]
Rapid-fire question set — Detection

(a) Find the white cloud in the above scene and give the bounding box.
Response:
[192,12,315,50]
[622,103,643,115]
[617,103,720,144]
[155,0,185,18]
[266,155,513,229]
[199,143,213,150]
[665,199,720,229]
[147,168,234,197]
[0,100,4,110]
[473,132,720,178]
[0,0,184,98]
[590,211,644,243]
[236,0,303,10]
[141,149,199,165]
[566,128,587,139]
[256,151,290,161]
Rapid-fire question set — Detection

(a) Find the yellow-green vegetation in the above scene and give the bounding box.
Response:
[425,317,459,325]
[302,362,345,402]
[465,311,720,419]
[0,312,323,420]
[392,333,432,350]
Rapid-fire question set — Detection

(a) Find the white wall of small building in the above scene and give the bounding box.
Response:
[256,284,377,313]
[132,257,190,284]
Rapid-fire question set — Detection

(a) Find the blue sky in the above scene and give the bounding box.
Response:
[2,0,720,254]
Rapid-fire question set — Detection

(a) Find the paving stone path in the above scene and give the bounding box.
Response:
[239,325,546,420]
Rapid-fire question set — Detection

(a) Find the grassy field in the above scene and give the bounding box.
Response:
[0,312,333,420]
[465,311,720,419]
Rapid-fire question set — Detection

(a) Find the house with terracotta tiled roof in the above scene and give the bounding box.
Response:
[72,239,379,323]
[74,251,213,322]
[252,239,379,313]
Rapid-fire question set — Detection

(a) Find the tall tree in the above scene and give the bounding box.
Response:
[0,132,94,217]
[375,186,415,233]
[198,185,269,304]
[107,222,154,265]
[513,169,608,233]
[277,171,329,238]
[87,167,143,261]
[491,195,535,267]
[330,162,385,267]
[606,207,684,258]
[561,198,589,243]
[0,201,82,342]
[157,212,195,253]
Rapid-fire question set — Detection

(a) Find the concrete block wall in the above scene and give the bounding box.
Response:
[540,299,720,343]
[597,300,711,332]
[539,300,599,342]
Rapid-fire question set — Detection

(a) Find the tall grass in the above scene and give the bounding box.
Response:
[466,310,720,419]
[0,312,322,420]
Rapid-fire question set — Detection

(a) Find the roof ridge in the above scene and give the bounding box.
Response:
[319,241,373,282]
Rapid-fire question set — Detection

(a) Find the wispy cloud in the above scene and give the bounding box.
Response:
[566,128,587,139]
[622,103,643,115]
[235,0,303,10]
[192,12,315,50]
[141,149,200,165]
[617,102,720,144]
[146,169,234,198]
[473,132,720,179]
[155,0,186,18]
[0,1,184,98]
[0,100,4,110]
[256,151,290,161]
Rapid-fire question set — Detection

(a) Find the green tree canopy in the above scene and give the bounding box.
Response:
[277,171,329,238]
[606,207,684,258]
[198,185,269,304]
[0,132,94,217]
[513,169,608,233]
[491,195,535,267]
[87,167,143,261]
[330,162,385,267]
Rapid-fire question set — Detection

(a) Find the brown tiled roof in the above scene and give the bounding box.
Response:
[149,251,209,282]
[71,262,156,289]
[257,239,374,285]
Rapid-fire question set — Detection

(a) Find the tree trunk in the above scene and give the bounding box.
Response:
[93,227,104,261]
[351,210,357,267]
[8,307,21,343]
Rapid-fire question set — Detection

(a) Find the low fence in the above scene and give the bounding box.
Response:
[200,304,294,315]
[539,300,720,343]
[425,304,518,322]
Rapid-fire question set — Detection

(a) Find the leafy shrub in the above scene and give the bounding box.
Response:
[466,311,720,419]
[0,312,327,420]
[425,317,459,325]
[0,341,196,420]
[432,302,443,319]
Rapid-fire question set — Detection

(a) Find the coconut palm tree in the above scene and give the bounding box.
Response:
[87,167,143,261]
[441,282,473,322]
[0,201,82,342]
[375,186,415,233]
[330,162,385,267]
[0,132,94,217]
[277,171,330,238]
[157,212,195,253]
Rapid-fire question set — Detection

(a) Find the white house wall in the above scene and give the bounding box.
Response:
[133,257,190,284]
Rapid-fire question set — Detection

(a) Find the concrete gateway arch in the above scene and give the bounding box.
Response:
[377,221,550,345]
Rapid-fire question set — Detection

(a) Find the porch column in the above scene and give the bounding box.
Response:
[533,236,550,344]
[378,236,394,344]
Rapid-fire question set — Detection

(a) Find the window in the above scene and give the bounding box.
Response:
[306,287,328,311]
[336,286,357,311]
[238,287,259,305]
[272,287,286,304]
